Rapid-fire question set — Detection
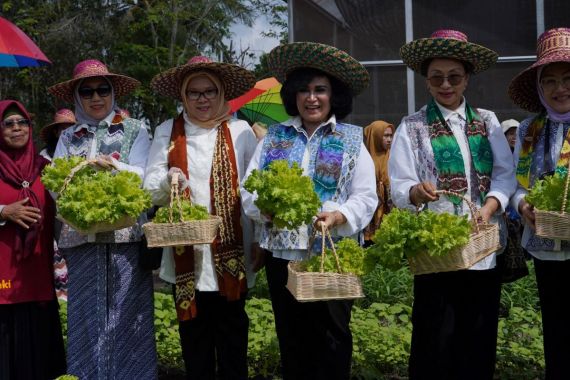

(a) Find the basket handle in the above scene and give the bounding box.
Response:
[307,223,343,274]
[434,189,482,234]
[59,158,117,194]
[169,172,185,223]
[561,159,570,214]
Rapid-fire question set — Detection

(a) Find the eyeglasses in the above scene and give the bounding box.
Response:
[186,89,218,101]
[540,76,570,92]
[1,119,31,129]
[78,86,112,99]
[427,74,465,87]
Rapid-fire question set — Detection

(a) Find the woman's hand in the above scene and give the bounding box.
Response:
[409,182,439,206]
[518,199,536,230]
[91,155,115,170]
[1,198,41,229]
[314,210,347,230]
[250,242,267,272]
[478,196,500,223]
[167,167,189,190]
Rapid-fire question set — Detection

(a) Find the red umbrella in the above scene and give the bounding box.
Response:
[0,16,51,67]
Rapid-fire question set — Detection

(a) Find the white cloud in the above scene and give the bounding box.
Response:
[229,16,281,67]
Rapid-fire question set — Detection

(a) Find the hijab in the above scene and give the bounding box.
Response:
[73,77,117,126]
[537,66,570,123]
[363,120,394,188]
[0,100,48,260]
[180,71,231,129]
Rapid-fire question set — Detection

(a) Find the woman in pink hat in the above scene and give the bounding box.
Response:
[145,56,257,380]
[509,27,570,380]
[47,59,156,379]
[393,30,516,379]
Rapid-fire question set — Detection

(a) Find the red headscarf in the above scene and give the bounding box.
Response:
[0,100,49,260]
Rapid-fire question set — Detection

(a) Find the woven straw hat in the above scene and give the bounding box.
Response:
[266,42,370,95]
[150,56,255,100]
[400,29,498,74]
[508,28,570,113]
[48,59,140,103]
[39,108,76,142]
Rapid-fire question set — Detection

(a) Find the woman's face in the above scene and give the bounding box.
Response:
[540,62,570,114]
[505,127,517,149]
[77,77,113,121]
[296,75,332,129]
[382,127,394,151]
[1,113,30,149]
[184,75,221,122]
[426,58,469,110]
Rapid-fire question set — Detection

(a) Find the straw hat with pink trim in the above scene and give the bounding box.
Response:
[39,108,76,142]
[150,56,255,101]
[400,29,498,74]
[508,27,570,113]
[48,59,140,103]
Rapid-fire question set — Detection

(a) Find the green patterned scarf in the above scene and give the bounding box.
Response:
[427,99,493,206]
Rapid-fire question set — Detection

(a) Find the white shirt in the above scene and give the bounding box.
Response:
[144,116,258,289]
[240,116,378,261]
[390,99,517,270]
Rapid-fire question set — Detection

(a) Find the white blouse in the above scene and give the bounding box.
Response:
[143,115,258,289]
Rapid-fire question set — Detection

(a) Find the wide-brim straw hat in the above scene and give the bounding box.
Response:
[508,27,570,113]
[151,56,256,101]
[266,42,370,95]
[400,29,498,75]
[48,59,140,103]
[39,108,76,142]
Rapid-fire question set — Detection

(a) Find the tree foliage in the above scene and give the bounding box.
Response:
[0,0,286,140]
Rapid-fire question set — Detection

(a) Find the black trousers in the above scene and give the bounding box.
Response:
[265,253,353,380]
[534,258,570,380]
[177,290,249,380]
[409,268,501,380]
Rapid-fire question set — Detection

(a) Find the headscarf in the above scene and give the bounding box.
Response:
[537,66,570,123]
[73,77,117,126]
[363,120,394,240]
[0,100,48,260]
[364,120,394,188]
[180,71,231,129]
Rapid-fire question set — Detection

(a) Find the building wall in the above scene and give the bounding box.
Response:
[289,0,569,127]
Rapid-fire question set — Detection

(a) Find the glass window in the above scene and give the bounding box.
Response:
[412,0,537,56]
[348,66,408,127]
[545,0,570,30]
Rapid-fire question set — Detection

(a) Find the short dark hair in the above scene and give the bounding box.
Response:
[420,58,474,77]
[280,68,353,120]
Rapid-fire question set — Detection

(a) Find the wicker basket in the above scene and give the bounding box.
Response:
[142,173,222,247]
[534,167,570,240]
[286,225,364,302]
[407,190,502,275]
[57,159,137,234]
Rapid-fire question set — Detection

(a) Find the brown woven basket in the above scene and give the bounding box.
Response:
[286,224,364,302]
[407,190,502,275]
[142,173,222,247]
[534,165,570,240]
[57,159,137,234]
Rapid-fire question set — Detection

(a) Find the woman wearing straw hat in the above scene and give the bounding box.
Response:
[47,59,156,379]
[145,55,257,379]
[508,27,570,380]
[39,108,77,302]
[241,42,377,380]
[392,30,516,379]
[39,108,76,161]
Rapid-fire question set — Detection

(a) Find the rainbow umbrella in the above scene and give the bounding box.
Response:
[229,77,289,126]
[0,16,51,67]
